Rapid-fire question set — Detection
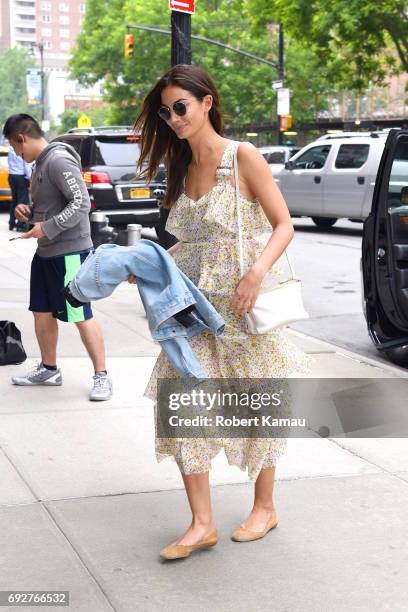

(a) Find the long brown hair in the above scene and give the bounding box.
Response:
[133,64,224,209]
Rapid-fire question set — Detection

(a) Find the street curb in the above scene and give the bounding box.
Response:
[285,327,408,378]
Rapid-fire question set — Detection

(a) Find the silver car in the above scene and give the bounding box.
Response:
[273,132,389,227]
[258,145,300,174]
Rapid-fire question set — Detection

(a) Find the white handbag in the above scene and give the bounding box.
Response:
[233,143,310,334]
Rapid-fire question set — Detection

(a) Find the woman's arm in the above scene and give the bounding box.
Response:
[167,241,182,257]
[230,142,294,317]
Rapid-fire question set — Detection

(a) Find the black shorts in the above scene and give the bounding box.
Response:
[29,250,93,322]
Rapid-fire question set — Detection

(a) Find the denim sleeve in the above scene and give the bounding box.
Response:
[41,154,90,240]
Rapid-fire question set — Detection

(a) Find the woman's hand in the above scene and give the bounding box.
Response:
[127,274,137,284]
[230,265,265,317]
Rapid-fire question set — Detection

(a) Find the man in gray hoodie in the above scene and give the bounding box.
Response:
[3,114,112,401]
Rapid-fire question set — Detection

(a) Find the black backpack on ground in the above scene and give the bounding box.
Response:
[0,321,27,365]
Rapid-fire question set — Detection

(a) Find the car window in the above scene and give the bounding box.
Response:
[59,138,83,154]
[94,136,142,167]
[293,145,331,170]
[388,136,408,206]
[335,144,370,169]
[263,151,286,164]
[289,148,300,158]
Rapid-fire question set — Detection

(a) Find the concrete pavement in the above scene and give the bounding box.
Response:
[0,216,407,612]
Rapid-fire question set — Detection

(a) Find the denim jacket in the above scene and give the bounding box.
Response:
[68,240,225,379]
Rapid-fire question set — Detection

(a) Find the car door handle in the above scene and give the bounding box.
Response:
[357,176,365,184]
[377,248,386,262]
[314,176,321,184]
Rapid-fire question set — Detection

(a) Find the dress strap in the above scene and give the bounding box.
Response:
[220,140,237,168]
[215,140,238,181]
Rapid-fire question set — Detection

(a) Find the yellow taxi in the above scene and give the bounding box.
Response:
[0,145,12,205]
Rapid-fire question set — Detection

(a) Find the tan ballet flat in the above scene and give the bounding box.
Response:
[231,510,278,542]
[160,528,218,560]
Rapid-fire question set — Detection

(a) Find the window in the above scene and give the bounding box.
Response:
[41,1,51,9]
[42,14,51,22]
[43,40,52,49]
[59,28,70,39]
[59,2,69,11]
[60,41,70,51]
[335,144,370,169]
[59,137,83,154]
[41,27,51,37]
[388,137,408,207]
[80,3,86,12]
[59,15,69,24]
[263,151,286,164]
[94,137,142,167]
[293,145,331,170]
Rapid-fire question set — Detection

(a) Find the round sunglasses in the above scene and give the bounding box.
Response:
[157,100,190,122]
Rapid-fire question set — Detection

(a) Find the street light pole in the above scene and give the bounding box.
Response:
[38,41,45,122]
[157,9,192,250]
[276,23,284,145]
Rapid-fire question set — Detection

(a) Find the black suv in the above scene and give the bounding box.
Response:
[362,128,408,366]
[51,126,166,229]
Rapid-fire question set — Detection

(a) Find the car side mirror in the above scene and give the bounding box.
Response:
[284,160,296,170]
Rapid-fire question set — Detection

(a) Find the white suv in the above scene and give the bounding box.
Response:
[273,131,390,227]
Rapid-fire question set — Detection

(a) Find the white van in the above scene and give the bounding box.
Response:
[273,132,389,227]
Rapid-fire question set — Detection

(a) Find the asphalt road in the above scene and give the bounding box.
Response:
[286,216,387,363]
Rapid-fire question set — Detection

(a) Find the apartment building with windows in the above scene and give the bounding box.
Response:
[0,0,102,124]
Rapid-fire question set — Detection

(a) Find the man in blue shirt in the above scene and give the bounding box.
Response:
[8,145,32,231]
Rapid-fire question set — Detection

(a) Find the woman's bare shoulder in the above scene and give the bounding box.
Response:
[236,141,269,177]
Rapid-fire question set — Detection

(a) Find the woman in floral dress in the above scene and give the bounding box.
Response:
[133,64,312,560]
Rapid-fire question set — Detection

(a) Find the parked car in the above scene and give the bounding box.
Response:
[0,145,12,207]
[362,128,408,367]
[274,132,389,227]
[51,126,165,229]
[258,145,300,173]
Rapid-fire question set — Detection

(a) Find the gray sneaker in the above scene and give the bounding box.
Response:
[89,373,112,401]
[12,362,62,386]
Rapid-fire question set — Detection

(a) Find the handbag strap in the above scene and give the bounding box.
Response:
[233,142,296,280]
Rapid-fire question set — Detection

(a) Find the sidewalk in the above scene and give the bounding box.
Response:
[1,218,407,612]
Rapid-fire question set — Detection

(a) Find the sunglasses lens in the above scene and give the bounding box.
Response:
[158,107,170,121]
[173,102,187,116]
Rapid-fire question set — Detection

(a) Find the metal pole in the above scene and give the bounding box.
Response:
[156,10,192,249]
[276,23,284,145]
[171,10,191,65]
[39,41,45,122]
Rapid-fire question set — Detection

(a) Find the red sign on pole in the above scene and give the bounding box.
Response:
[169,0,195,14]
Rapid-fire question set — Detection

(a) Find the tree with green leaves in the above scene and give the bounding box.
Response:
[69,0,335,130]
[0,47,40,127]
[57,106,110,135]
[244,0,408,92]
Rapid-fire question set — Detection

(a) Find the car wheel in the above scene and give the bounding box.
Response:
[311,216,338,228]
[384,346,408,368]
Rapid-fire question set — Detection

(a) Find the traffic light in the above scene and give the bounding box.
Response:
[124,33,134,58]
[279,114,292,131]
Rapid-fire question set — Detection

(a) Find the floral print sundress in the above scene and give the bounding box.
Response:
[144,140,313,480]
